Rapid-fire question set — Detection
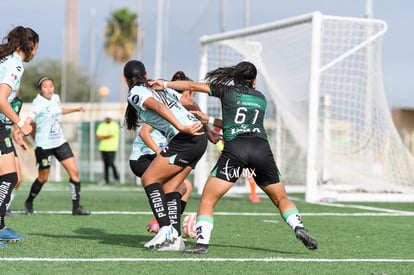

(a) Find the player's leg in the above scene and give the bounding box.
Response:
[57,142,90,215]
[248,171,260,203]
[6,154,21,216]
[25,147,52,215]
[182,176,233,254]
[0,141,23,245]
[260,182,317,250]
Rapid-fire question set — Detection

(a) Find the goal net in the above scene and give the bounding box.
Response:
[194,11,414,202]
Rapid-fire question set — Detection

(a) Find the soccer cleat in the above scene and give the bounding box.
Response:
[181,243,209,254]
[249,194,261,203]
[144,225,178,249]
[295,227,318,250]
[0,227,25,242]
[24,200,34,215]
[153,236,185,251]
[0,241,6,248]
[72,206,91,215]
[147,218,160,234]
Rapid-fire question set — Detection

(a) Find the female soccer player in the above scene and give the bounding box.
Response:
[123,60,207,251]
[0,26,39,247]
[23,76,90,216]
[0,26,38,247]
[150,61,318,254]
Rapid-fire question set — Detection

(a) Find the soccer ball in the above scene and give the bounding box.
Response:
[182,212,197,239]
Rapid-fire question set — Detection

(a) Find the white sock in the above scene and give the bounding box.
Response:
[195,215,214,245]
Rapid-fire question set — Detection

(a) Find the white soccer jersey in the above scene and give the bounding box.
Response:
[129,126,167,160]
[127,86,200,143]
[0,52,24,123]
[27,93,67,149]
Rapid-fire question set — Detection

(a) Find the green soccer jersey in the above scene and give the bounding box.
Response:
[210,84,267,142]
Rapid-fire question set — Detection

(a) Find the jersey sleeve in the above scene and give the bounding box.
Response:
[128,86,153,110]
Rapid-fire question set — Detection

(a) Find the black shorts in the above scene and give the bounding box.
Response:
[160,132,207,169]
[129,154,156,177]
[0,123,14,156]
[211,135,281,185]
[35,142,74,169]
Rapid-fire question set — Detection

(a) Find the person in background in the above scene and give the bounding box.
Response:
[0,26,38,247]
[23,76,90,216]
[96,112,120,184]
[150,61,318,254]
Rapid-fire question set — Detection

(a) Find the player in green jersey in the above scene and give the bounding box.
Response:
[150,61,318,254]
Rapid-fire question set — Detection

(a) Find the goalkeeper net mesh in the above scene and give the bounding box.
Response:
[194,12,414,202]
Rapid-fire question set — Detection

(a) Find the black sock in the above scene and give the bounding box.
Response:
[69,179,81,209]
[0,172,17,219]
[180,200,187,214]
[144,183,170,227]
[27,178,43,202]
[166,192,182,236]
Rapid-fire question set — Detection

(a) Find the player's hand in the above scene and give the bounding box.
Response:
[77,106,86,112]
[178,122,204,136]
[19,123,33,136]
[12,129,29,150]
[148,80,164,90]
[190,111,209,124]
[204,125,222,144]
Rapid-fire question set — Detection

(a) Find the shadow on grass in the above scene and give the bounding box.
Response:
[31,227,150,248]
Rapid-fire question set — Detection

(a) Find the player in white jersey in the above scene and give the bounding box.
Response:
[0,26,38,247]
[130,124,192,233]
[123,60,207,251]
[22,76,90,216]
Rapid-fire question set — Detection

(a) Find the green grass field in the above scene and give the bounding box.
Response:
[1,181,413,274]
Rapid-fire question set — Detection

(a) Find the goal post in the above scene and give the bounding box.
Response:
[194,11,414,202]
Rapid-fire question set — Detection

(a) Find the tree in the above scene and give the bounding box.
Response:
[104,7,138,63]
[19,59,96,102]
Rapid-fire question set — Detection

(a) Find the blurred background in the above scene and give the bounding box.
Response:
[1,0,414,185]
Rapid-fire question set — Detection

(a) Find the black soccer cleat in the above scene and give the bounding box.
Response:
[72,206,91,216]
[181,244,209,254]
[24,200,34,215]
[295,227,318,250]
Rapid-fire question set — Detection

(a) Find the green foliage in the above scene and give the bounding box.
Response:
[104,7,138,63]
[19,59,98,102]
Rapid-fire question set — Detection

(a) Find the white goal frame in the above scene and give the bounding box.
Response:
[193,11,414,202]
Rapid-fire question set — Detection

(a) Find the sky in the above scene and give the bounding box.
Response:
[1,0,413,108]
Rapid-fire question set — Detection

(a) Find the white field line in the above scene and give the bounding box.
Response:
[0,257,413,263]
[10,210,414,216]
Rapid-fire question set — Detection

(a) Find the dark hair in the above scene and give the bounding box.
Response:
[205,61,257,87]
[171,71,193,94]
[123,60,148,130]
[171,71,192,82]
[0,26,39,59]
[123,60,147,90]
[37,76,53,89]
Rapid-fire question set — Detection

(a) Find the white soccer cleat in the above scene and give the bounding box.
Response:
[153,236,185,252]
[144,225,178,249]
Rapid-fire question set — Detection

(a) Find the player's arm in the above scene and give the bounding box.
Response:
[139,124,162,154]
[0,84,32,135]
[191,110,223,129]
[150,80,210,94]
[142,97,203,136]
[62,106,85,115]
